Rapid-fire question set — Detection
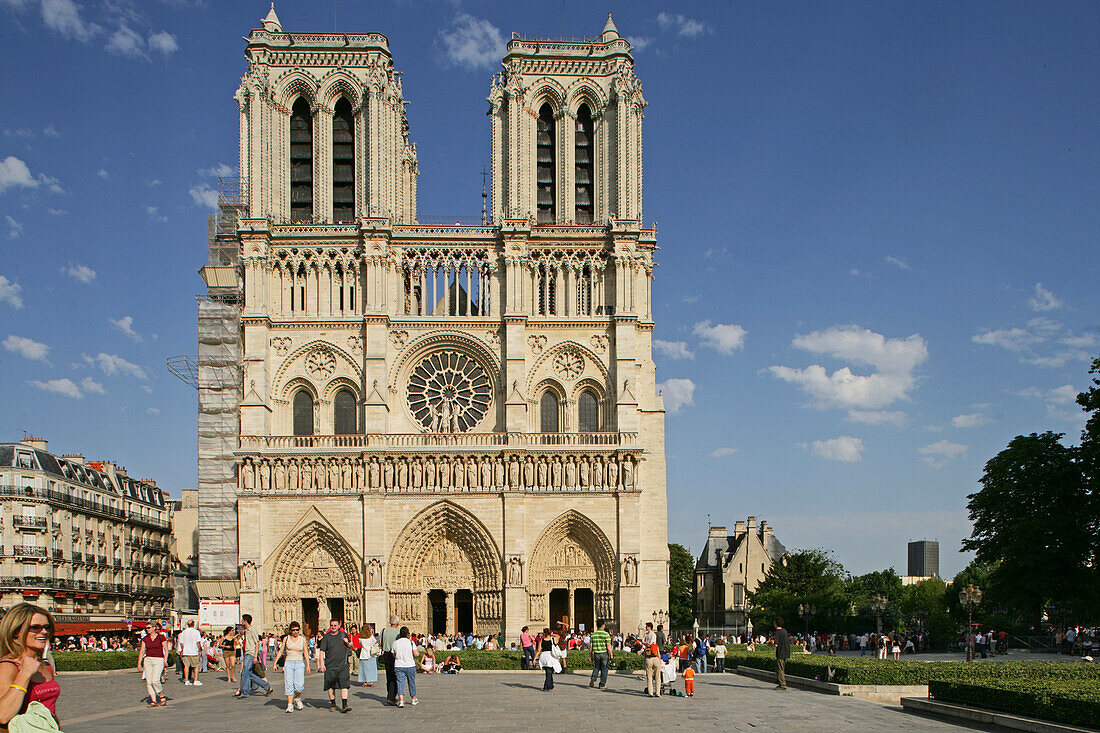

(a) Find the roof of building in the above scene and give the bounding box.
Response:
[1,442,166,508]
[695,523,787,571]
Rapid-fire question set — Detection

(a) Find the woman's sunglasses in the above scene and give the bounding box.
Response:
[28,624,51,633]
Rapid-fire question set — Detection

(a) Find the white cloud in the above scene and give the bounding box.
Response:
[769,325,927,410]
[148,31,178,55]
[438,13,505,70]
[951,412,989,429]
[197,163,234,178]
[693,320,747,355]
[626,36,652,51]
[710,447,737,458]
[811,436,864,463]
[0,156,43,193]
[141,384,153,394]
[29,378,82,399]
[63,263,96,283]
[189,183,218,210]
[41,0,99,42]
[146,407,160,415]
[46,207,66,216]
[885,255,911,270]
[1048,384,1078,405]
[974,318,1093,368]
[1029,283,1063,312]
[3,335,49,361]
[79,376,105,395]
[145,205,167,222]
[105,23,144,57]
[5,215,22,239]
[680,294,700,305]
[847,409,907,427]
[658,378,696,414]
[918,439,967,468]
[656,12,710,38]
[0,275,23,309]
[83,352,147,379]
[42,124,59,138]
[653,340,694,360]
[97,168,109,180]
[109,315,142,341]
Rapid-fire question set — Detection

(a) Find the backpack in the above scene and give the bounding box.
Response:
[646,642,659,657]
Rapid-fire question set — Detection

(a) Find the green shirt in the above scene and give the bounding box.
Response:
[381,625,399,653]
[590,629,612,655]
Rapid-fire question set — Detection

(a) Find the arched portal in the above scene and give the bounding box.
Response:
[269,520,362,635]
[528,510,616,632]
[388,501,503,635]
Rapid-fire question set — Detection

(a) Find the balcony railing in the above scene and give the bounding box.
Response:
[240,432,636,451]
[0,485,167,528]
[72,552,83,563]
[0,577,131,594]
[12,516,48,529]
[52,549,64,561]
[13,545,47,558]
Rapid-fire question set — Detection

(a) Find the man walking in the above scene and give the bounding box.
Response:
[317,618,352,713]
[178,620,203,686]
[773,617,790,691]
[588,619,613,690]
[642,622,662,698]
[381,615,400,705]
[656,624,667,648]
[235,614,271,699]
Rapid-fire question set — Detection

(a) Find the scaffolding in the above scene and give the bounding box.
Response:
[206,177,247,267]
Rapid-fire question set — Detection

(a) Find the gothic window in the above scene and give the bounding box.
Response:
[407,351,492,433]
[292,390,314,436]
[332,98,355,223]
[578,390,599,432]
[537,263,556,315]
[333,389,356,435]
[289,98,314,222]
[536,103,555,224]
[574,104,594,224]
[540,391,560,433]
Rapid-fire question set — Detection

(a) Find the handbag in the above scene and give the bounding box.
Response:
[550,644,565,660]
[253,660,266,678]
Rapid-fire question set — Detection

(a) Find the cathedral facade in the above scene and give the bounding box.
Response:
[197,7,668,638]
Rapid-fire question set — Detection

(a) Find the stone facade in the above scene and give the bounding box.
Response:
[694,518,786,631]
[198,8,668,638]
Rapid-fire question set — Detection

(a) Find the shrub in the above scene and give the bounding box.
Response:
[929,679,1100,728]
[54,650,179,672]
[410,649,643,671]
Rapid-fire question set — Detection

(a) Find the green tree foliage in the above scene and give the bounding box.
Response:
[846,569,905,632]
[899,576,953,646]
[1077,357,1100,614]
[667,543,694,629]
[747,549,848,631]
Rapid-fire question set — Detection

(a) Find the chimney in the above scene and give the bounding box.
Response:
[62,454,85,465]
[140,479,157,487]
[709,525,727,539]
[746,516,756,534]
[759,520,768,534]
[734,520,746,536]
[763,522,774,540]
[21,437,48,452]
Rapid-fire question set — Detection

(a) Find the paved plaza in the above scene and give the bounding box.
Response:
[56,668,984,732]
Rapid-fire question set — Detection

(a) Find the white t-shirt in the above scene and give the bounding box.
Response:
[179,627,202,656]
[392,637,416,668]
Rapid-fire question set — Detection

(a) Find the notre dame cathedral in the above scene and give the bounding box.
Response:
[196,5,669,638]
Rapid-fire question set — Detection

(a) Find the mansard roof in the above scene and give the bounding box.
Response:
[0,442,166,508]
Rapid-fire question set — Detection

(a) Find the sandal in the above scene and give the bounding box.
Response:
[147,701,158,708]
[159,697,168,706]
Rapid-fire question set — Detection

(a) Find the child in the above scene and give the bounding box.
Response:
[683,665,695,697]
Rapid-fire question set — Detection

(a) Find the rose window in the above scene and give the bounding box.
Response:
[407,351,491,433]
[553,350,584,380]
[305,348,336,377]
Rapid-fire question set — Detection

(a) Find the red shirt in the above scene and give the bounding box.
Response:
[142,633,167,658]
[1,660,59,721]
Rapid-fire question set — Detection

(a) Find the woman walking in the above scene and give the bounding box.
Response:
[218,626,238,684]
[274,622,309,713]
[538,627,561,691]
[358,624,379,687]
[391,627,418,708]
[137,622,168,706]
[0,603,61,729]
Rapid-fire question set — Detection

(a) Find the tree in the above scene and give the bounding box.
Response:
[963,432,1092,625]
[668,543,694,629]
[1075,356,1100,617]
[847,569,904,632]
[747,549,848,632]
[899,576,952,647]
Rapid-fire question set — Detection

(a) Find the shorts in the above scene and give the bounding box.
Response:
[323,666,350,690]
[182,655,200,668]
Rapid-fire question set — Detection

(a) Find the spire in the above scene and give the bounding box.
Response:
[261,2,282,33]
[601,12,619,42]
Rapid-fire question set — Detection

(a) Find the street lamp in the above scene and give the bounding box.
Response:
[871,595,887,636]
[798,602,816,635]
[959,584,983,662]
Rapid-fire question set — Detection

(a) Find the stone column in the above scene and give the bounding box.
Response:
[446,591,456,636]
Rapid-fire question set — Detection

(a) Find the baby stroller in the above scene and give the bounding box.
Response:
[660,654,682,696]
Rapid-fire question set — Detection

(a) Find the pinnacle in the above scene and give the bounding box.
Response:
[601,12,619,41]
[262,2,283,33]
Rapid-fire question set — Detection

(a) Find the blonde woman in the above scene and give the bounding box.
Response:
[274,621,309,713]
[0,603,60,729]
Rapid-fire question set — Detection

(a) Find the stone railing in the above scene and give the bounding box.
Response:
[240,432,635,451]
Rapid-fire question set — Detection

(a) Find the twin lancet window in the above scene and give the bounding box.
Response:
[536,103,595,225]
[288,97,357,223]
[292,389,357,436]
[539,390,601,433]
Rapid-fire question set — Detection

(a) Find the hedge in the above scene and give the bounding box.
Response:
[723,648,1100,686]
[412,649,643,671]
[53,650,177,672]
[930,679,1100,728]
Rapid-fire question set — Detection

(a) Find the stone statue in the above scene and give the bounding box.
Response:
[536,457,547,488]
[623,456,635,489]
[425,458,436,489]
[507,556,523,586]
[383,458,395,489]
[494,456,505,488]
[438,457,450,489]
[315,459,327,490]
[273,459,286,490]
[398,458,408,488]
[592,457,604,488]
[452,458,464,489]
[287,459,298,490]
[508,456,520,487]
[328,458,340,490]
[240,561,258,590]
[340,459,352,490]
[623,556,637,586]
[354,458,365,490]
[607,458,619,489]
[551,456,562,488]
[523,456,535,488]
[468,458,479,489]
[565,456,576,488]
[300,459,313,489]
[579,457,590,487]
[366,558,381,588]
[241,458,255,491]
[368,457,380,488]
[258,460,270,491]
[412,458,424,488]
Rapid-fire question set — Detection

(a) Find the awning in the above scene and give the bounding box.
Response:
[21,590,39,597]
[53,621,130,634]
[191,579,240,599]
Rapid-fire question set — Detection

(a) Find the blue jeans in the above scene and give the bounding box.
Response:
[283,660,305,696]
[395,666,416,698]
[715,657,725,673]
[522,645,535,670]
[590,652,609,687]
[239,653,269,697]
[694,656,707,673]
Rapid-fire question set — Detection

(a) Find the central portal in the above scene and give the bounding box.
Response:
[428,590,447,634]
[455,589,473,635]
[549,588,569,629]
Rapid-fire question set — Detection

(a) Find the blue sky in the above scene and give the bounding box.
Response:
[1,0,1097,579]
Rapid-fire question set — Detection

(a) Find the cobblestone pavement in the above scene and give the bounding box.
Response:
[56,668,983,732]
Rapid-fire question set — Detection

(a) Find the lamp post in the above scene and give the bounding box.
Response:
[871,595,887,636]
[798,602,816,636]
[959,584,983,662]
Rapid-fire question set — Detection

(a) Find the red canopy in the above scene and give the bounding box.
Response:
[54,621,130,634]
